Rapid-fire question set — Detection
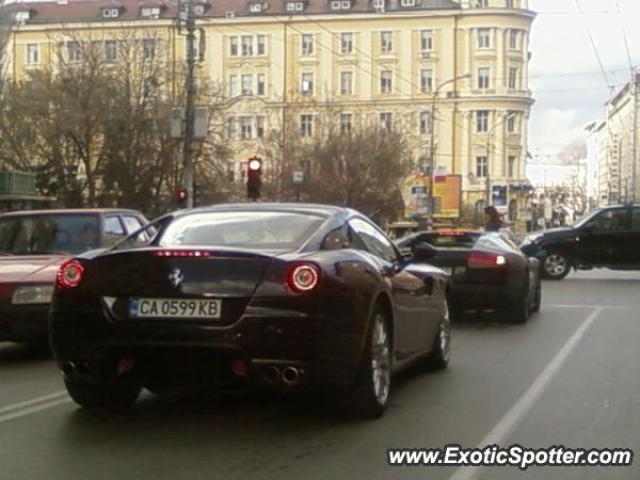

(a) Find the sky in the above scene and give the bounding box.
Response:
[528,0,640,159]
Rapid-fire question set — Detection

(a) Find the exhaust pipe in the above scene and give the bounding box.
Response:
[281,366,300,386]
[60,362,75,376]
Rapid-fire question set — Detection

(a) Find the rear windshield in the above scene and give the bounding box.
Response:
[157,211,326,250]
[0,214,100,255]
[422,232,481,249]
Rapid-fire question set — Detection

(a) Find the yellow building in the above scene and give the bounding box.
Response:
[2,0,535,218]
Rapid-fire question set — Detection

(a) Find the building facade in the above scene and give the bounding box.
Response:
[2,0,535,216]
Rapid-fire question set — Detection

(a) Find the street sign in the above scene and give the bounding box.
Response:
[292,169,304,186]
[411,186,427,195]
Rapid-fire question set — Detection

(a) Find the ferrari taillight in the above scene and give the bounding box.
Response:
[57,259,85,289]
[286,263,321,293]
[152,250,212,257]
[468,251,508,269]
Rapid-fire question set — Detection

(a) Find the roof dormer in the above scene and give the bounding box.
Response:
[329,0,352,11]
[248,1,267,14]
[139,1,165,18]
[100,2,124,19]
[284,0,307,13]
[13,9,32,25]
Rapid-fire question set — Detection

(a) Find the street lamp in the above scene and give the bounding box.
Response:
[485,111,516,205]
[427,73,471,225]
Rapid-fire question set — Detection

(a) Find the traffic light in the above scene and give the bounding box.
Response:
[176,188,188,208]
[247,156,262,200]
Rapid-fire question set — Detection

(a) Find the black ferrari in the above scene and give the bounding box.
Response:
[396,229,541,323]
[50,204,451,417]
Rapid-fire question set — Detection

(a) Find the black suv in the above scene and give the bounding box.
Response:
[520,204,640,280]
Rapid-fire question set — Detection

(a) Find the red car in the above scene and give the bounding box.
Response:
[0,209,147,344]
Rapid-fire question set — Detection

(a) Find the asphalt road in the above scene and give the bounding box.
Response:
[1,270,638,480]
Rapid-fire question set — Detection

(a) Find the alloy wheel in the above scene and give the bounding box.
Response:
[544,254,567,277]
[439,302,451,363]
[371,314,391,406]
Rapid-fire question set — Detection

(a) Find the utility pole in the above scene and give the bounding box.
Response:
[427,73,470,226]
[177,0,197,209]
[632,69,638,203]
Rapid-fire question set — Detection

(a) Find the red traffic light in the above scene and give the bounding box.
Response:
[247,156,262,200]
[176,189,187,201]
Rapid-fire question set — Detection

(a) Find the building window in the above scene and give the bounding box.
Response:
[380,112,392,131]
[102,7,120,18]
[286,1,305,11]
[256,116,265,138]
[509,29,518,49]
[301,34,314,56]
[507,112,517,133]
[239,116,253,139]
[341,32,353,55]
[478,67,490,89]
[241,74,253,95]
[241,35,254,56]
[508,199,518,222]
[420,29,433,51]
[506,0,514,9]
[331,0,352,10]
[249,2,263,13]
[381,31,393,54]
[301,72,314,95]
[257,35,266,55]
[340,113,352,134]
[229,75,239,96]
[26,44,39,65]
[476,156,488,178]
[257,74,266,96]
[476,0,488,6]
[300,114,314,137]
[67,42,82,63]
[476,110,489,132]
[477,28,491,49]
[141,7,160,18]
[401,0,416,6]
[508,155,516,177]
[104,40,117,63]
[186,34,202,62]
[419,111,432,135]
[340,71,353,95]
[143,39,156,60]
[420,69,433,93]
[380,70,393,93]
[230,36,239,56]
[508,67,518,89]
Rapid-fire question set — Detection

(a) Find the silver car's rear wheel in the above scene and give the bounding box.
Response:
[371,313,391,406]
[543,253,570,280]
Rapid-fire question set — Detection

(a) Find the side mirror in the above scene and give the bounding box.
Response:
[413,242,439,261]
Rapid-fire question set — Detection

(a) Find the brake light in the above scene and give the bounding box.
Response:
[152,250,212,257]
[438,230,465,237]
[57,260,85,289]
[286,263,321,293]
[468,251,508,269]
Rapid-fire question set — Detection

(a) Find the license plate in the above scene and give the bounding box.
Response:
[129,298,222,319]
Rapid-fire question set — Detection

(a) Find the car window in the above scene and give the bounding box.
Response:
[104,216,126,246]
[632,208,640,232]
[122,215,143,234]
[585,209,629,232]
[0,214,100,255]
[321,225,350,251]
[349,218,397,263]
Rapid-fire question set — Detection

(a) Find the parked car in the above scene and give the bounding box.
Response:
[521,204,640,280]
[50,203,451,418]
[0,209,148,344]
[396,229,541,323]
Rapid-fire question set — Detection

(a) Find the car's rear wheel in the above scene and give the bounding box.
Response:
[344,308,391,418]
[65,379,141,409]
[530,281,542,313]
[423,299,451,370]
[542,251,571,280]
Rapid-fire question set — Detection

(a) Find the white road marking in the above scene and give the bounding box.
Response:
[549,304,629,310]
[0,397,71,424]
[0,390,68,416]
[448,307,604,480]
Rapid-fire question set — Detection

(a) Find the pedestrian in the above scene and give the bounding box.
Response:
[483,205,503,232]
